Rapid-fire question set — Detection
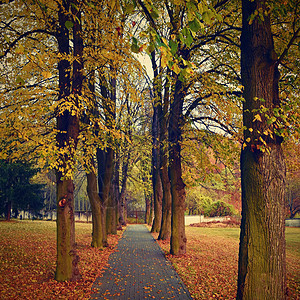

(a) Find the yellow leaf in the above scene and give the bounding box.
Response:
[246,137,251,143]
[172,63,181,75]
[42,71,52,79]
[253,114,262,122]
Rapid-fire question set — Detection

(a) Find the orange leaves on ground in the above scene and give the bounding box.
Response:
[153,226,300,300]
[0,221,123,300]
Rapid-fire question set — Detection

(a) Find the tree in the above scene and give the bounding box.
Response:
[237,0,295,297]
[0,160,44,220]
[54,0,83,282]
[150,50,163,233]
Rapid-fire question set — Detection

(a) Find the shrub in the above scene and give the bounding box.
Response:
[186,190,213,215]
[208,200,236,217]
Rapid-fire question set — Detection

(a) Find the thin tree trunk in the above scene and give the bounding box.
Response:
[86,159,104,248]
[145,192,151,225]
[5,200,11,221]
[158,71,171,240]
[151,170,163,233]
[105,72,117,234]
[151,51,163,233]
[169,76,187,255]
[119,150,130,225]
[237,0,286,298]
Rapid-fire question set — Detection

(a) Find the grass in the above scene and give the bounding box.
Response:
[0,220,123,300]
[0,220,298,299]
[154,226,300,300]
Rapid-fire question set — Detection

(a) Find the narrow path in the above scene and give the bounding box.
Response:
[90,224,192,300]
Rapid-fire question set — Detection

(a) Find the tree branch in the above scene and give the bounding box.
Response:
[277,26,300,67]
[185,90,242,118]
[0,29,55,59]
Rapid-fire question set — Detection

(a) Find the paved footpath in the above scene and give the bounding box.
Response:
[90,224,192,300]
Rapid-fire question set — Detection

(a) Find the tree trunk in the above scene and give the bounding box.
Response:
[114,151,123,230]
[169,76,187,255]
[151,169,163,233]
[5,200,11,221]
[97,147,114,246]
[86,159,104,248]
[97,72,116,240]
[119,150,130,226]
[106,182,117,234]
[105,71,118,234]
[55,0,81,281]
[150,51,163,233]
[158,154,172,240]
[145,193,152,225]
[237,0,286,298]
[158,71,171,240]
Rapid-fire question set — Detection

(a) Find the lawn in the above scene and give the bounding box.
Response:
[0,220,122,300]
[0,221,298,299]
[154,226,300,300]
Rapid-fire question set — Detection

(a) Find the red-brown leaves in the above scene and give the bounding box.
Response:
[0,221,122,299]
[153,226,300,299]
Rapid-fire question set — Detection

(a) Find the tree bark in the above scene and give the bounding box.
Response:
[151,51,163,233]
[105,73,117,234]
[169,76,187,255]
[119,150,130,225]
[55,0,81,282]
[151,167,163,233]
[96,147,113,245]
[237,0,286,298]
[145,193,152,225]
[86,158,104,248]
[5,200,11,221]
[158,73,172,240]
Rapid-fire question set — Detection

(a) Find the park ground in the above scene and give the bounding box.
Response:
[0,220,299,299]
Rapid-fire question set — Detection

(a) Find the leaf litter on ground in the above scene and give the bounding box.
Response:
[0,220,123,300]
[152,225,300,300]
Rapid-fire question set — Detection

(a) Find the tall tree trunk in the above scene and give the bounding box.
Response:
[106,181,117,234]
[119,149,130,225]
[105,72,117,234]
[97,73,116,240]
[110,154,119,232]
[151,51,163,233]
[158,71,171,240]
[55,0,82,281]
[114,150,122,230]
[151,163,163,233]
[169,76,187,255]
[237,0,286,298]
[97,147,113,246]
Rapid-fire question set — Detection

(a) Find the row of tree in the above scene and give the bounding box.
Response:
[0,0,299,298]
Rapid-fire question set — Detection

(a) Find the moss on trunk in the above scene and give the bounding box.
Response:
[238,0,287,298]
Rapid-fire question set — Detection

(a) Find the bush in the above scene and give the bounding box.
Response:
[186,189,213,215]
[208,200,236,217]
